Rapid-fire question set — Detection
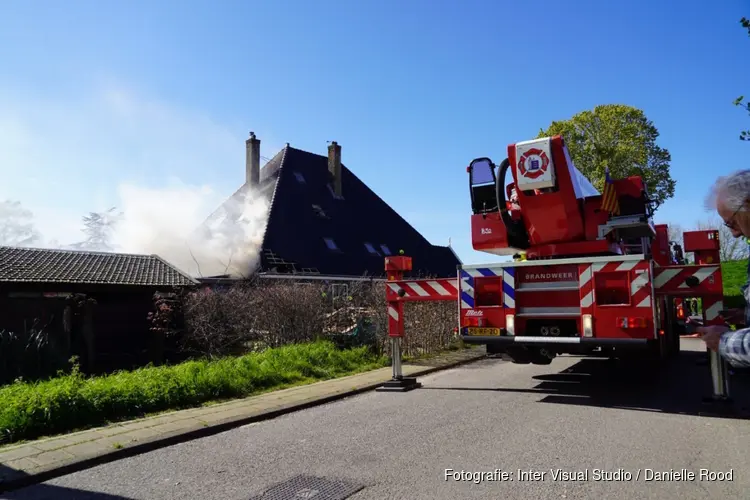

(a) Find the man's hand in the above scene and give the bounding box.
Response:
[696,325,731,351]
[719,308,745,324]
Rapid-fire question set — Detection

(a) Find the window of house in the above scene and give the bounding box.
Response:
[364,242,380,255]
[323,238,339,251]
[327,184,345,200]
[294,171,306,183]
[312,204,327,218]
[380,244,392,255]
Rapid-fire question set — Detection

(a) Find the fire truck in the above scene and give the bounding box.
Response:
[456,135,724,365]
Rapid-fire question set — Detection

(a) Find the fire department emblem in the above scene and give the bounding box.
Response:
[518,148,549,180]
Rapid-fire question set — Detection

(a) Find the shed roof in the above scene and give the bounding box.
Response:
[0,246,199,286]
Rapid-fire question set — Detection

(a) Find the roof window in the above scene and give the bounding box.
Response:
[364,242,380,255]
[294,171,306,183]
[323,238,339,251]
[327,184,345,200]
[380,244,392,255]
[312,204,328,218]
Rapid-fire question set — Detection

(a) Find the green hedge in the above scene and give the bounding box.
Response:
[0,341,389,445]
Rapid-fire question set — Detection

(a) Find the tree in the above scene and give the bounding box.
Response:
[0,200,42,247]
[71,207,122,252]
[537,104,675,209]
[736,17,750,141]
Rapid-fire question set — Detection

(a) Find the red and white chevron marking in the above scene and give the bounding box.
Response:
[653,265,721,294]
[629,262,652,308]
[702,296,724,326]
[579,260,652,314]
[388,302,405,337]
[386,279,459,301]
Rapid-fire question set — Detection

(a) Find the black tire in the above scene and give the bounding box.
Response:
[671,325,681,356]
[506,347,533,364]
[531,357,553,365]
[660,298,680,360]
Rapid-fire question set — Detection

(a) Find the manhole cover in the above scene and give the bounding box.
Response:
[249,475,364,500]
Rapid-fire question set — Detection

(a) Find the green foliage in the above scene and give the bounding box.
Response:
[537,104,675,209]
[722,259,748,309]
[0,340,389,445]
[737,17,750,141]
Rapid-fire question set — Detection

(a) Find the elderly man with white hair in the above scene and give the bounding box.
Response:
[699,169,750,367]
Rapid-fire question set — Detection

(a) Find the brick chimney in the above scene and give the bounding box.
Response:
[328,141,342,196]
[246,132,260,186]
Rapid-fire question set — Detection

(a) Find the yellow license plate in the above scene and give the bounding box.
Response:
[466,327,501,336]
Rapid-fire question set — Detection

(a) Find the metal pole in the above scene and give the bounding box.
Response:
[391,337,403,380]
[709,349,730,400]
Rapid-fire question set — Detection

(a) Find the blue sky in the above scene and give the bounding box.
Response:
[0,0,748,268]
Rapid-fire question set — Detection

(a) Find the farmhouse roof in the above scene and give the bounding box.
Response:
[0,246,199,287]
[201,137,461,279]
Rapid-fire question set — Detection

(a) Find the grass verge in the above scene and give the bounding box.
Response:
[0,340,390,446]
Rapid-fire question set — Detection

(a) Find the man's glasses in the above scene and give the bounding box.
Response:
[724,204,745,229]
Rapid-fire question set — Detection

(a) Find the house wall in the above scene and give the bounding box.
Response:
[0,293,70,384]
[0,282,185,380]
[88,292,157,372]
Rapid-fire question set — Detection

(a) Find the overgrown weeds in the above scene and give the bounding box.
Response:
[0,320,71,386]
[172,277,459,360]
[0,341,389,445]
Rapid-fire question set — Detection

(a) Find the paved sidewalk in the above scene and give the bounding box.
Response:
[0,346,486,493]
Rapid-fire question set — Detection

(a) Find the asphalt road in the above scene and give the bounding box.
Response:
[4,338,750,500]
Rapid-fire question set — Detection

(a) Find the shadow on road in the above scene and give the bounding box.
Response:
[422,349,750,421]
[0,464,135,499]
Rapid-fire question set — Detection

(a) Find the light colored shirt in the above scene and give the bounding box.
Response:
[719,280,750,368]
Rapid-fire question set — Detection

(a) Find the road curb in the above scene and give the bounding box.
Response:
[0,351,486,493]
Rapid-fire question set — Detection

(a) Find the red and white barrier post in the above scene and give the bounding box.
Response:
[377,255,415,392]
[376,255,460,392]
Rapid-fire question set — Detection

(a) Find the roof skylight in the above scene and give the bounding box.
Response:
[312,204,327,218]
[327,184,344,200]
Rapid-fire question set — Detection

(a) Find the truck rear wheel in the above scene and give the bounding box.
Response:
[504,347,532,364]
[505,346,555,365]
[530,357,553,365]
[659,297,681,361]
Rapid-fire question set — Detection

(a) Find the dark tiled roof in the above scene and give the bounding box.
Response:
[232,145,461,279]
[0,246,199,286]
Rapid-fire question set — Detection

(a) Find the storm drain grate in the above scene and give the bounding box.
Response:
[249,474,364,500]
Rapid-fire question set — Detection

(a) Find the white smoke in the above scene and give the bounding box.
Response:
[109,181,270,278]
[0,80,278,278]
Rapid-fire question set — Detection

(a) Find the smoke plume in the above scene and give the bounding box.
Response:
[0,81,276,277]
[109,181,270,278]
